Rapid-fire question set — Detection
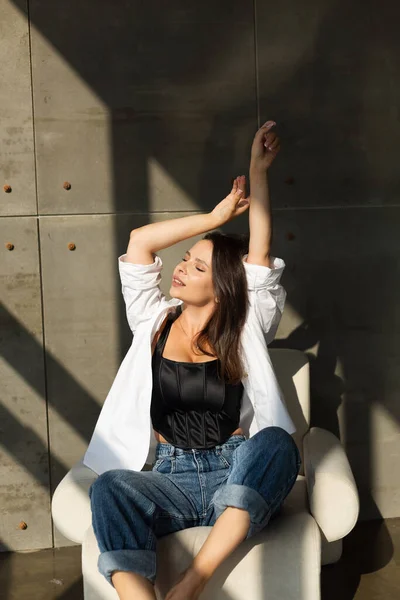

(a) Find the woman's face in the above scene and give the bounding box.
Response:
[170,240,216,307]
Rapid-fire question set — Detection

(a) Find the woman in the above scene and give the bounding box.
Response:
[88,121,301,600]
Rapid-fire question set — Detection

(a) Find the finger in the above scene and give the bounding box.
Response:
[240,175,247,199]
[263,132,277,146]
[269,141,280,153]
[265,136,280,150]
[254,121,276,141]
[259,120,276,133]
[236,176,246,200]
[261,120,276,128]
[229,186,243,202]
[231,178,238,193]
[237,199,250,210]
[233,188,244,201]
[269,136,280,147]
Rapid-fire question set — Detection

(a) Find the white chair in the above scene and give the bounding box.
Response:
[52,349,359,599]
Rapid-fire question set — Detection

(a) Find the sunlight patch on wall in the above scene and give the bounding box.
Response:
[147,157,200,212]
[276,303,321,355]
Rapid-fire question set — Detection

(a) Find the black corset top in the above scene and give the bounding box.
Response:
[150,308,243,449]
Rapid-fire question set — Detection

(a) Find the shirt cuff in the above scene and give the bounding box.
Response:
[242,254,285,290]
[118,253,162,269]
[118,253,163,287]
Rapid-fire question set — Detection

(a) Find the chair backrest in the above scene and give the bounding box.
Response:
[269,349,310,474]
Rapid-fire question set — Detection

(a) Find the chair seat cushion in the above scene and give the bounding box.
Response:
[155,513,320,600]
[82,506,320,600]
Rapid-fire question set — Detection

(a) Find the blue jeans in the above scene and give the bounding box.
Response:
[89,426,301,587]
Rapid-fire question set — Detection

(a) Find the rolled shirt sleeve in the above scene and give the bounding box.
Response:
[118,253,166,334]
[242,254,287,344]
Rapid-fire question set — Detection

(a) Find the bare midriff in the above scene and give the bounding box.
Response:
[153,427,244,444]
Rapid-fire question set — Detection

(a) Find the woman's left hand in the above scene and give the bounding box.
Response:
[250,120,281,171]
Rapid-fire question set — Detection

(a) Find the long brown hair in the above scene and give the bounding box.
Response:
[184,230,250,385]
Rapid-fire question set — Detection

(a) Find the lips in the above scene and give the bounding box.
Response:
[172,276,185,286]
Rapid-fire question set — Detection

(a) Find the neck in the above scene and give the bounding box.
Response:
[178,303,215,336]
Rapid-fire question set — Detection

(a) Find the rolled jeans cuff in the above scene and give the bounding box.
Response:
[98,549,157,587]
[212,483,271,539]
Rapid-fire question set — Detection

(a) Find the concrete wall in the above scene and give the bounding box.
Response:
[0,0,399,552]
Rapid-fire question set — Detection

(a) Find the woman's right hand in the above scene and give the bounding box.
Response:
[250,121,280,171]
[210,176,250,226]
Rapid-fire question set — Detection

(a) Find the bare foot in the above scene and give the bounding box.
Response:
[165,566,208,600]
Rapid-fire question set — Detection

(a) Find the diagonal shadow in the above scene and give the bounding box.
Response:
[0,302,103,491]
[2,1,398,599]
[0,304,103,448]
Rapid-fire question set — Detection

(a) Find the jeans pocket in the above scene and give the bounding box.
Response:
[216,447,234,469]
[152,457,174,475]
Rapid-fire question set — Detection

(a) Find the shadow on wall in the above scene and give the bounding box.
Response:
[321,518,395,600]
[0,304,101,496]
[1,0,398,599]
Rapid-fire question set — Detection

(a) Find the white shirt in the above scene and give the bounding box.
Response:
[83,252,296,475]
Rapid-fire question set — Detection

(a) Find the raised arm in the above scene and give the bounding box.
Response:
[128,186,248,260]
[246,120,281,268]
[128,213,217,263]
[128,121,280,264]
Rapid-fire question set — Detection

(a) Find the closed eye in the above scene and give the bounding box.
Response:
[181,258,205,272]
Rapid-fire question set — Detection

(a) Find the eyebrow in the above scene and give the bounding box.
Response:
[185,250,209,268]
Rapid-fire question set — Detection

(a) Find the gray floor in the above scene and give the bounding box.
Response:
[0,518,399,600]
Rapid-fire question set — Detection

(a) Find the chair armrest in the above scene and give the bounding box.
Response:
[303,427,359,542]
[51,458,98,544]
